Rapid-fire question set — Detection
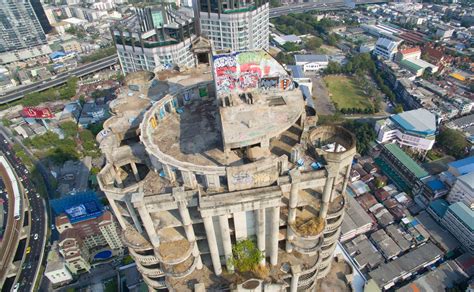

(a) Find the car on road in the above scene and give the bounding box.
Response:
[51,224,55,230]
[25,246,31,254]
[36,193,40,198]
[13,283,19,292]
[33,233,38,240]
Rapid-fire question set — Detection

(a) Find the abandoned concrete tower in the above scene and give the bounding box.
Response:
[97,50,356,291]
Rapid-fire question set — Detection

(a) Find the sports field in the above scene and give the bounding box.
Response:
[323,75,372,111]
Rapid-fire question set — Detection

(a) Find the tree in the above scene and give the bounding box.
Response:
[342,121,376,155]
[394,104,404,113]
[282,42,301,52]
[229,239,264,273]
[304,37,323,51]
[327,33,338,46]
[59,121,78,138]
[436,128,469,159]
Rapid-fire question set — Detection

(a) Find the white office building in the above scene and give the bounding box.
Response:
[441,202,474,254]
[375,109,437,152]
[373,37,400,60]
[294,55,329,72]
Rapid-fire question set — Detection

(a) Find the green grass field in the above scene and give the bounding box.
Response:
[323,75,372,111]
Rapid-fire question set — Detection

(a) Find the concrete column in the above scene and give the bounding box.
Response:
[178,201,203,269]
[341,165,351,195]
[108,198,126,229]
[288,183,299,224]
[320,177,335,219]
[205,174,220,190]
[219,215,234,272]
[181,170,198,189]
[260,139,270,152]
[125,199,143,233]
[203,216,222,275]
[113,166,123,187]
[130,162,140,182]
[270,206,280,266]
[136,204,160,247]
[233,212,247,241]
[290,265,301,292]
[162,164,176,183]
[255,209,266,266]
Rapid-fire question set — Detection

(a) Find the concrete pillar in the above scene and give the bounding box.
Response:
[130,162,140,182]
[181,170,198,189]
[341,165,351,195]
[290,265,301,292]
[136,204,160,247]
[260,139,270,151]
[113,166,123,187]
[270,206,280,266]
[162,164,176,183]
[288,183,299,224]
[178,200,203,270]
[125,199,143,233]
[320,177,335,219]
[205,174,220,190]
[255,209,266,266]
[203,216,222,275]
[108,198,126,229]
[233,211,247,241]
[219,215,234,272]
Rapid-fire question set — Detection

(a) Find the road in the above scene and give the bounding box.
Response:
[0,153,23,288]
[0,55,117,105]
[269,1,349,18]
[0,134,47,292]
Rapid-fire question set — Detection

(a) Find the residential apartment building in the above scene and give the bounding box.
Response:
[195,0,269,51]
[375,108,437,152]
[52,192,123,274]
[112,5,205,73]
[45,242,74,287]
[447,172,474,210]
[97,50,356,291]
[441,202,474,255]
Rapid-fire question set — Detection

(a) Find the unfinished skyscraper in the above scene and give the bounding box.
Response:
[97,50,356,291]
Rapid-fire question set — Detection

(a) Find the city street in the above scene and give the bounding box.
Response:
[0,134,47,292]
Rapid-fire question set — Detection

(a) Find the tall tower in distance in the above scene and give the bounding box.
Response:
[194,0,269,51]
[29,0,52,34]
[0,0,47,53]
[97,50,356,291]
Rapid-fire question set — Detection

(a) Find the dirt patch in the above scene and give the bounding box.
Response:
[293,216,325,236]
[158,239,190,261]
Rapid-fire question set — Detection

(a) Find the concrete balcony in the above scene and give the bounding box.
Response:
[291,236,323,256]
[142,275,167,289]
[130,249,160,265]
[320,242,337,258]
[316,262,331,279]
[156,239,194,265]
[324,213,344,233]
[322,229,340,246]
[326,195,345,219]
[163,255,199,279]
[297,268,319,288]
[122,227,154,252]
[137,262,165,277]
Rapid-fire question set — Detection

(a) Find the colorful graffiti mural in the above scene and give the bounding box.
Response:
[213,51,292,96]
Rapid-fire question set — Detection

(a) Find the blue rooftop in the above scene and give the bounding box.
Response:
[448,156,474,176]
[49,51,66,59]
[428,199,449,218]
[426,179,446,191]
[51,191,104,224]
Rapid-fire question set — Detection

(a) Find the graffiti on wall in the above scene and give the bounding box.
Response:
[213,51,292,96]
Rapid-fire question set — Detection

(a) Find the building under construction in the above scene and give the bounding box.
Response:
[97,50,356,291]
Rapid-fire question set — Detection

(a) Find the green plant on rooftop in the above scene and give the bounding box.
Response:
[229,239,264,274]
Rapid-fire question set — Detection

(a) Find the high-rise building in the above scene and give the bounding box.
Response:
[112,5,210,74]
[97,50,356,291]
[29,0,52,34]
[195,0,270,51]
[0,0,47,53]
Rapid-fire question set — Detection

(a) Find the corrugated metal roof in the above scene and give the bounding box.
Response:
[384,144,429,179]
[448,202,474,231]
[294,54,328,63]
[448,156,474,175]
[458,172,474,190]
[390,108,436,136]
[429,199,449,218]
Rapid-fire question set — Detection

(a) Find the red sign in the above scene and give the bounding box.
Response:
[21,107,54,119]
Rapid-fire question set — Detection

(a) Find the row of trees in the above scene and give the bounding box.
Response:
[24,121,101,165]
[80,46,116,64]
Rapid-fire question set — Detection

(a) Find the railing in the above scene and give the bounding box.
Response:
[324,214,344,232]
[164,255,199,279]
[130,249,160,265]
[137,263,165,277]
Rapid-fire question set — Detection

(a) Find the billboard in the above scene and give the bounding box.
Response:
[21,107,54,119]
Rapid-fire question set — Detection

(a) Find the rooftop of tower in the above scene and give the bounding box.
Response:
[140,50,305,169]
